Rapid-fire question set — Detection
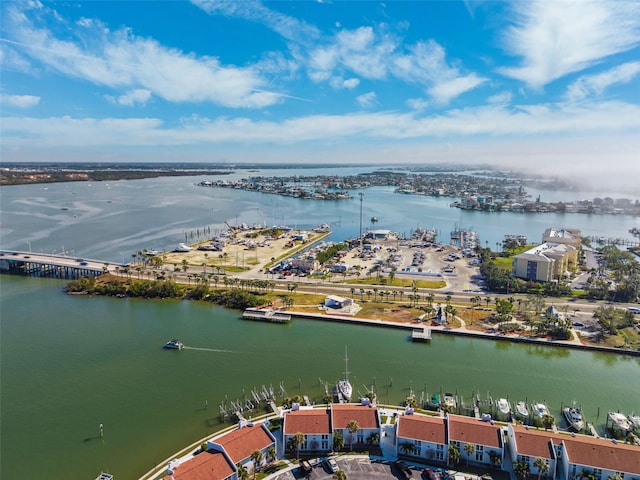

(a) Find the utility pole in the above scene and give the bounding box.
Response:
[359,192,364,250]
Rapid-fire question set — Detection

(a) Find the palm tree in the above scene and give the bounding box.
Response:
[236,463,250,480]
[346,420,359,451]
[333,470,348,480]
[513,459,530,480]
[367,432,380,445]
[541,414,555,431]
[448,444,460,466]
[266,446,276,464]
[290,432,305,459]
[464,443,475,465]
[399,441,415,455]
[250,450,263,479]
[333,431,344,452]
[534,457,550,480]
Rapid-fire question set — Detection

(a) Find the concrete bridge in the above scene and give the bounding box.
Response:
[0,250,124,280]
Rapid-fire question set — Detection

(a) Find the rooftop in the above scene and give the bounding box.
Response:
[284,408,331,435]
[213,424,274,464]
[397,414,446,445]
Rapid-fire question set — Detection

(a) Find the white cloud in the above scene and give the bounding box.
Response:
[106,89,152,106]
[3,100,640,149]
[566,62,640,101]
[406,98,429,112]
[3,2,283,109]
[329,76,360,89]
[0,93,41,108]
[355,92,377,109]
[428,74,487,105]
[487,91,512,105]
[499,1,640,89]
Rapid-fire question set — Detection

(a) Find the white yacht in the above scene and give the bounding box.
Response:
[337,347,352,402]
[515,401,530,421]
[496,398,511,420]
[563,403,585,431]
[175,243,192,252]
[608,412,632,434]
[532,402,551,423]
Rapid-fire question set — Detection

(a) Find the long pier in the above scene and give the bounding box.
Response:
[0,250,123,280]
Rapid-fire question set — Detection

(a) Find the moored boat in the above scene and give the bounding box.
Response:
[443,393,456,412]
[427,394,441,410]
[337,346,352,402]
[563,403,585,431]
[496,398,511,421]
[164,339,184,350]
[515,401,530,422]
[608,412,632,434]
[628,414,640,433]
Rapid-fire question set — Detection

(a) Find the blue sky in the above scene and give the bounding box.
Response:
[1,1,639,187]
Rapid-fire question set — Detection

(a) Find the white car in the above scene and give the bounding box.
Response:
[326,458,339,473]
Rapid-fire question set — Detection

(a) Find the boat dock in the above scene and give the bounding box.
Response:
[242,308,292,323]
[411,326,432,342]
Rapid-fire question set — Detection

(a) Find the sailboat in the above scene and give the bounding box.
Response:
[337,346,352,402]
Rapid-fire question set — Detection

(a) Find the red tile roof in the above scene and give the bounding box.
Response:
[397,414,446,444]
[562,435,640,474]
[284,408,331,435]
[448,415,502,448]
[170,451,234,480]
[510,426,557,459]
[215,424,274,464]
[331,404,380,429]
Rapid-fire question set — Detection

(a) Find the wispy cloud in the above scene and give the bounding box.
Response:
[3,2,283,108]
[487,91,512,105]
[4,100,639,149]
[105,89,152,107]
[0,93,41,108]
[566,62,640,101]
[499,1,640,89]
[355,92,377,109]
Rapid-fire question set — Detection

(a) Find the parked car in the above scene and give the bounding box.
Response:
[325,457,339,473]
[423,469,439,480]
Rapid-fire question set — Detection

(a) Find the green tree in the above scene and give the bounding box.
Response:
[513,459,530,480]
[333,469,348,480]
[541,414,555,431]
[346,420,360,451]
[237,463,250,480]
[464,443,475,465]
[266,446,277,464]
[250,450,263,479]
[333,431,344,452]
[534,457,550,480]
[399,441,415,455]
[448,444,460,465]
[290,432,305,460]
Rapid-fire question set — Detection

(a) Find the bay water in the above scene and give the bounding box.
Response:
[1,171,639,479]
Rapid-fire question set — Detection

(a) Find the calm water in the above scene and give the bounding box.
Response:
[1,172,639,479]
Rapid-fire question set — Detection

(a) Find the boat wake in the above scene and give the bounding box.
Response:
[182,346,235,353]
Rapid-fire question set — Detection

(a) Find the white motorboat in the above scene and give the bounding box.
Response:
[496,398,511,420]
[174,243,192,252]
[515,401,530,421]
[563,403,585,431]
[628,414,640,433]
[443,393,456,411]
[164,339,184,350]
[608,412,632,434]
[337,346,352,402]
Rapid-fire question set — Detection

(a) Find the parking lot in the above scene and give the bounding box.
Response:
[267,456,474,480]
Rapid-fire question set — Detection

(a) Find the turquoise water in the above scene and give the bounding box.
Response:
[1,275,639,479]
[1,174,639,479]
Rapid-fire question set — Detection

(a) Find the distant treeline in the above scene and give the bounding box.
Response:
[0,169,231,186]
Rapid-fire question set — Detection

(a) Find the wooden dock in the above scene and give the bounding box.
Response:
[242,308,291,323]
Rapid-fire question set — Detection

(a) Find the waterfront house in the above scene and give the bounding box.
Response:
[208,423,276,475]
[165,450,235,480]
[447,415,504,468]
[396,413,448,465]
[283,407,332,454]
[506,425,558,479]
[557,435,640,480]
[324,295,353,310]
[331,403,380,449]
